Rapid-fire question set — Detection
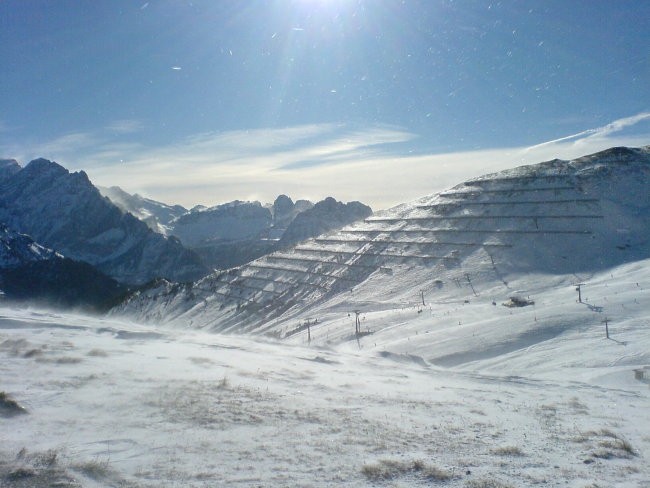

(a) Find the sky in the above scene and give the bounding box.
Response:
[1,0,649,210]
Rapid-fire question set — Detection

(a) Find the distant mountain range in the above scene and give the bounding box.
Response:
[0,157,372,308]
[99,186,372,270]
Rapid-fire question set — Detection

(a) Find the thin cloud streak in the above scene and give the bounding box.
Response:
[105,119,146,134]
[5,114,649,211]
[527,112,650,150]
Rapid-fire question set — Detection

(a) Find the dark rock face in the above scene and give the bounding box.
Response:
[170,201,273,247]
[0,257,128,312]
[0,159,21,181]
[279,197,372,247]
[271,195,315,230]
[272,194,295,227]
[0,159,208,284]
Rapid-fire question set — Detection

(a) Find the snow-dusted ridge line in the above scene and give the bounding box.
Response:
[0,159,208,284]
[0,223,59,268]
[112,145,650,338]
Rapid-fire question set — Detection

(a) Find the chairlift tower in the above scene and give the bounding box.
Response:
[354,310,362,335]
[574,283,585,303]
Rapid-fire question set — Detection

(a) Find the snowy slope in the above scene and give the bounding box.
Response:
[113,146,650,339]
[1,277,649,486]
[0,159,208,285]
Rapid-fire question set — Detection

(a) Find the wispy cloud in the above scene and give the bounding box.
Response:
[82,123,417,204]
[527,112,650,150]
[34,132,102,160]
[4,113,649,210]
[105,119,146,134]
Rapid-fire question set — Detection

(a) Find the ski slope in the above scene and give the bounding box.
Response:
[1,268,649,487]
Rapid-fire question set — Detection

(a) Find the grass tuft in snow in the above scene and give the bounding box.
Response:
[217,375,230,389]
[490,445,525,457]
[0,391,28,417]
[465,480,515,488]
[23,348,44,358]
[592,439,636,460]
[574,428,638,461]
[361,458,452,482]
[71,457,112,480]
[0,448,78,487]
[87,348,108,357]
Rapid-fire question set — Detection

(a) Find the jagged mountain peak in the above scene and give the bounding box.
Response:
[272,194,294,218]
[98,185,188,233]
[23,157,69,175]
[20,158,93,186]
[0,159,21,180]
[0,159,208,284]
[278,197,372,247]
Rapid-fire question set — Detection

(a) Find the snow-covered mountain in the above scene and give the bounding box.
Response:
[166,201,276,270]
[0,223,126,310]
[0,158,208,285]
[113,146,650,341]
[98,185,187,234]
[167,196,369,269]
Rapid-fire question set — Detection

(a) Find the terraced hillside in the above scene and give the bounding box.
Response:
[113,146,650,335]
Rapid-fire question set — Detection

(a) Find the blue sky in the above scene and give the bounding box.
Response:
[1,0,648,209]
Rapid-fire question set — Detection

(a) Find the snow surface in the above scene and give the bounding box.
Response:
[1,259,648,486]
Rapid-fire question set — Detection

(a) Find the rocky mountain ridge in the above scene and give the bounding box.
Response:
[99,186,370,270]
[0,158,208,285]
[99,185,188,234]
